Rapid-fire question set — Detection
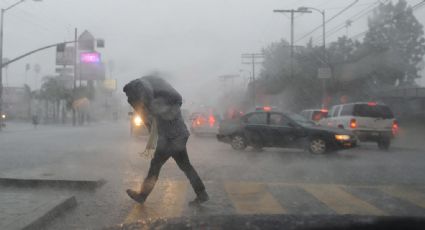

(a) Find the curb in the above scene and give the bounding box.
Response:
[0,177,106,190]
[22,196,77,230]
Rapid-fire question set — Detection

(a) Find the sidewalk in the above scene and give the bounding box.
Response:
[0,191,76,230]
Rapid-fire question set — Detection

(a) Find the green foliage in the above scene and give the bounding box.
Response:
[39,77,72,102]
[363,0,425,85]
[258,0,425,109]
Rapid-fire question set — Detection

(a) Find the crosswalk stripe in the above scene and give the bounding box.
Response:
[124,180,188,224]
[224,182,286,214]
[301,184,386,215]
[380,186,425,209]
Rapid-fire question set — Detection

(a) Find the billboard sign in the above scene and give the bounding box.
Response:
[56,46,75,66]
[318,67,332,79]
[80,52,101,63]
[102,79,117,91]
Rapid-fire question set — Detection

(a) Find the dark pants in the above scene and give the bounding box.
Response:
[139,136,206,198]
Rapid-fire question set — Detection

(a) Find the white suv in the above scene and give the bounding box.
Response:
[320,102,398,150]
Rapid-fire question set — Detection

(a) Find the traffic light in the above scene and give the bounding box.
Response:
[96,39,105,48]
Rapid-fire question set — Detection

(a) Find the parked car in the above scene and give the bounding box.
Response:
[128,111,149,137]
[319,102,398,150]
[190,112,221,136]
[301,109,328,122]
[217,109,357,154]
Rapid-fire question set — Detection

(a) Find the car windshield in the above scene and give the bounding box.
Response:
[1,0,425,229]
[287,113,316,127]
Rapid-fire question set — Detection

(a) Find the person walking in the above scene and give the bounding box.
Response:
[123,75,209,206]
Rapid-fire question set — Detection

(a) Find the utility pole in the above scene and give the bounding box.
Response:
[299,6,329,108]
[241,53,264,106]
[273,9,311,79]
[72,28,77,126]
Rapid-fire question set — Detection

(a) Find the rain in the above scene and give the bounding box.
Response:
[1,0,425,229]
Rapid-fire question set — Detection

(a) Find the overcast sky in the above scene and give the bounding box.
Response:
[1,0,425,98]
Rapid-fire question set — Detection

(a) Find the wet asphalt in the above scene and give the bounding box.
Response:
[1,121,425,229]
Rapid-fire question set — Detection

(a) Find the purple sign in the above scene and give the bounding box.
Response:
[80,52,101,63]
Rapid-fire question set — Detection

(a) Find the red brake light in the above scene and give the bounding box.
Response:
[367,102,377,106]
[392,120,398,135]
[263,106,272,112]
[208,115,215,127]
[350,119,357,129]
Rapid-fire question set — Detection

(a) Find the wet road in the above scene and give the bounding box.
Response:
[1,121,425,229]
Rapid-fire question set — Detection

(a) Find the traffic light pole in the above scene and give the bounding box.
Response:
[0,9,5,130]
[72,28,77,126]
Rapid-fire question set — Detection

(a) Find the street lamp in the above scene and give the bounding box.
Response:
[298,7,325,49]
[0,0,42,130]
[298,6,329,109]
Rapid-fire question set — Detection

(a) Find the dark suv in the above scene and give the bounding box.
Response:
[217,110,357,154]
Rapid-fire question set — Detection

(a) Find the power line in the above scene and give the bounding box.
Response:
[295,0,359,43]
[325,1,380,36]
[349,0,425,40]
[311,0,391,44]
[241,53,264,106]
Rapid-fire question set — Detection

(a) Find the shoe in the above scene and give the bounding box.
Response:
[189,191,209,206]
[126,189,146,204]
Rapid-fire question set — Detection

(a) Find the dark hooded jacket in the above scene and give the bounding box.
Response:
[123,75,189,139]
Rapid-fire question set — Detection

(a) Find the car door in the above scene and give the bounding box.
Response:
[243,112,269,147]
[268,113,297,147]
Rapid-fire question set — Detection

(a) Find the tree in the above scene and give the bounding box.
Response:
[39,76,72,122]
[259,39,325,111]
[363,0,425,86]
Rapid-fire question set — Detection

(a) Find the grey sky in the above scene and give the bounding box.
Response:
[1,0,425,96]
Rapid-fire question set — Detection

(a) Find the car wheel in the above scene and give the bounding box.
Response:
[309,137,327,154]
[377,138,391,151]
[231,135,247,151]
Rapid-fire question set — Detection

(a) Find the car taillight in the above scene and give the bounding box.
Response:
[350,119,357,129]
[263,106,272,112]
[392,120,398,135]
[208,115,215,127]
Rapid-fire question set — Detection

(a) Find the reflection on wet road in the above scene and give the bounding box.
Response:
[2,122,425,229]
[123,180,425,224]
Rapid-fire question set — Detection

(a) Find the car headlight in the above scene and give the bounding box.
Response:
[335,134,350,141]
[1,114,5,119]
[133,116,143,126]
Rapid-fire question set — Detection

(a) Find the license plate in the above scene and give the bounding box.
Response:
[371,132,379,136]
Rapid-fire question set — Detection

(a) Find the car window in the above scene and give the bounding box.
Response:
[353,104,394,119]
[269,113,290,126]
[332,106,341,117]
[245,113,267,125]
[312,111,327,121]
[287,113,315,127]
[328,107,335,118]
[340,104,354,116]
